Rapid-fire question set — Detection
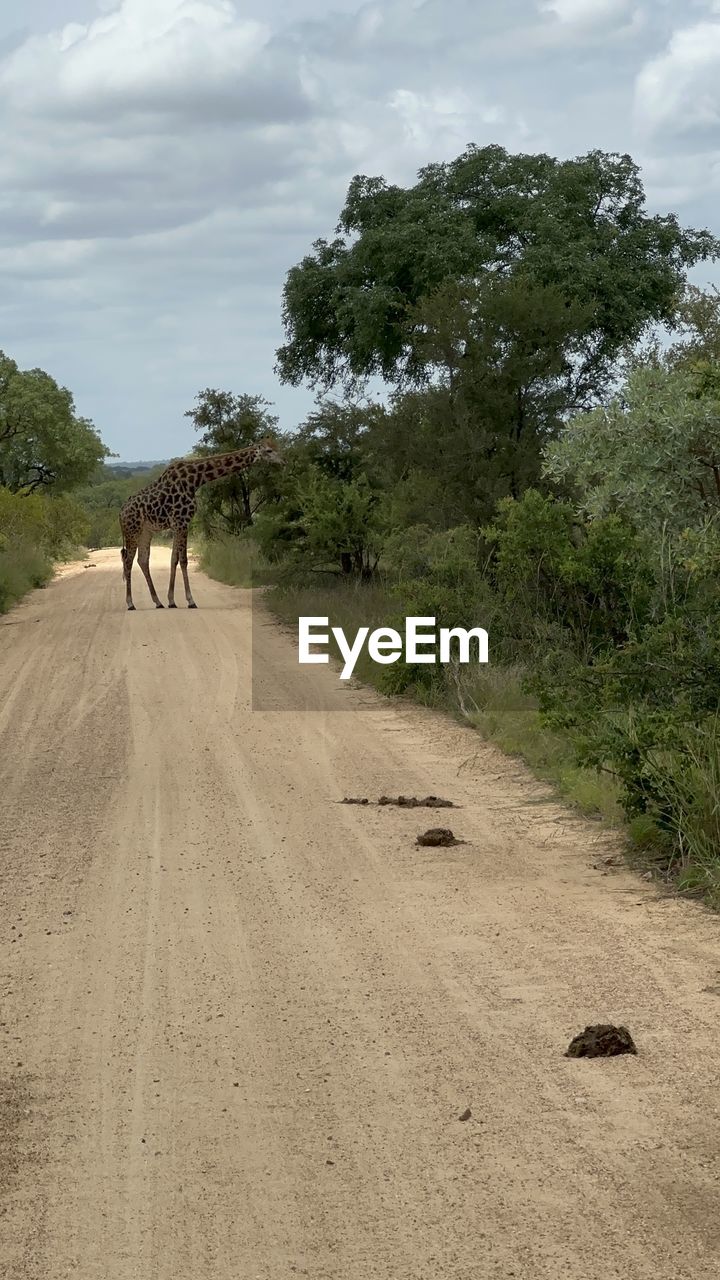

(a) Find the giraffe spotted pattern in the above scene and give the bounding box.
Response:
[119,438,284,610]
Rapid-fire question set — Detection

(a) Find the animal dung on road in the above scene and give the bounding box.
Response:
[379,795,456,808]
[339,795,458,809]
[416,828,462,847]
[564,1024,637,1058]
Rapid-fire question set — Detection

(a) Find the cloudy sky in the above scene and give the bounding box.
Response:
[1,0,719,460]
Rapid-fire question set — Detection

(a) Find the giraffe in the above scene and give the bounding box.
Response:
[119,438,284,610]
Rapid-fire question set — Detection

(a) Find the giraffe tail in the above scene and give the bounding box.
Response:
[121,546,127,578]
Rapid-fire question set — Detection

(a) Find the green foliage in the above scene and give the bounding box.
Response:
[0,487,89,558]
[40,493,91,554]
[377,525,490,695]
[258,465,383,579]
[372,278,590,518]
[74,463,166,547]
[666,284,720,374]
[277,145,717,395]
[532,341,720,883]
[185,390,280,536]
[0,540,52,613]
[519,495,720,885]
[303,469,380,577]
[0,485,90,613]
[0,351,111,611]
[252,401,387,578]
[544,363,720,538]
[0,349,109,493]
[535,598,720,802]
[279,142,719,529]
[197,534,276,588]
[294,400,386,481]
[484,490,652,656]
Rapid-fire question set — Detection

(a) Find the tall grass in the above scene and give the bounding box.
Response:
[196,534,278,588]
[0,486,89,613]
[449,662,624,823]
[0,541,52,613]
[635,720,720,901]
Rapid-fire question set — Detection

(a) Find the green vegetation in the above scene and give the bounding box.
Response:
[200,143,720,897]
[197,534,277,588]
[0,487,90,612]
[73,463,166,549]
[277,145,712,395]
[0,346,166,608]
[1,350,108,494]
[0,350,111,610]
[185,390,282,538]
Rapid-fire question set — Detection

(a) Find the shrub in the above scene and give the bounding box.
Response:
[0,486,87,613]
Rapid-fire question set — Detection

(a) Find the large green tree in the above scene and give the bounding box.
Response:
[276,145,718,400]
[0,350,108,493]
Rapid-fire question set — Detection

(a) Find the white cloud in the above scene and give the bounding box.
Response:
[634,19,720,142]
[390,89,477,155]
[540,0,633,24]
[0,1,325,249]
[0,0,296,122]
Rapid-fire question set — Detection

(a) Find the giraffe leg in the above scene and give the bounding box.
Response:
[137,532,164,608]
[177,530,197,608]
[168,531,180,608]
[122,538,138,611]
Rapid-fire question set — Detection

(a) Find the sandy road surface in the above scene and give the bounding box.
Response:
[2,548,720,1280]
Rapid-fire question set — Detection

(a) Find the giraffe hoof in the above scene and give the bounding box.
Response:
[155,602,164,609]
[168,603,177,609]
[188,602,198,609]
[127,604,136,612]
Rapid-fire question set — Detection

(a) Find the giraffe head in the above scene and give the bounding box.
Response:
[252,436,285,467]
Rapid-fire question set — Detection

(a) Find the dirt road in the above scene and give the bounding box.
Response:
[2,548,720,1279]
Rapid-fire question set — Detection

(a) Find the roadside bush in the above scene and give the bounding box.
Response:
[0,487,88,558]
[378,525,493,696]
[0,539,52,612]
[483,490,653,659]
[0,487,88,613]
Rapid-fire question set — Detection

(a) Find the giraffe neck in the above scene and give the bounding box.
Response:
[184,449,257,493]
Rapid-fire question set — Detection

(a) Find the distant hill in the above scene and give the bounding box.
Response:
[106,460,169,475]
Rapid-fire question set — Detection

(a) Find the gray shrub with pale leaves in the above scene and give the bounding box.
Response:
[543,365,720,541]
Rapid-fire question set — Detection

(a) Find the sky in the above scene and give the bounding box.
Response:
[1,0,720,461]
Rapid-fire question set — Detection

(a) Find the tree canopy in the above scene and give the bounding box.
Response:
[277,145,719,399]
[0,350,108,493]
